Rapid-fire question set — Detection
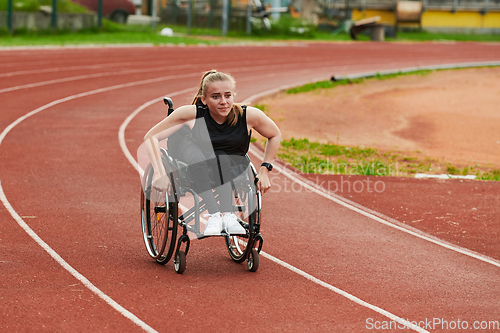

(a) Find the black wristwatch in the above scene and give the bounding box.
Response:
[261,162,273,172]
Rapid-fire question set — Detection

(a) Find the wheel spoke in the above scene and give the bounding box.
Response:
[141,159,179,264]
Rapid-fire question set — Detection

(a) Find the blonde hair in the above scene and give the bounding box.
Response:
[192,70,243,126]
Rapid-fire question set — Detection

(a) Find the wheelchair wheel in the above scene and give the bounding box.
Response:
[225,167,260,263]
[174,250,186,274]
[141,161,178,265]
[247,248,259,272]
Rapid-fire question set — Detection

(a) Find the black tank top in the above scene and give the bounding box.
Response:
[191,104,251,157]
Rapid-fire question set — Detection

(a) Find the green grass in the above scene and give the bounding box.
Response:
[1,12,499,46]
[286,78,361,94]
[478,169,500,181]
[273,68,499,180]
[0,20,225,46]
[278,138,401,176]
[285,66,500,95]
[276,138,499,180]
[0,0,39,11]
[286,70,435,94]
[270,68,500,181]
[0,0,88,12]
[0,19,348,46]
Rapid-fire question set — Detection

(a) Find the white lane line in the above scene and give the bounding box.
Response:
[0,57,254,78]
[1,58,345,94]
[0,64,196,94]
[0,62,139,78]
[3,59,494,332]
[0,58,418,333]
[259,250,424,330]
[249,147,500,269]
[0,68,339,333]
[118,86,197,176]
[0,77,204,333]
[119,93,428,333]
[0,183,157,333]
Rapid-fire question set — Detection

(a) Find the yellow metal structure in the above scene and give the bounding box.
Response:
[352,9,500,29]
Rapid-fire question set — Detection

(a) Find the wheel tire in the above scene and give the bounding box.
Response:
[155,204,179,265]
[141,159,178,265]
[247,248,259,272]
[174,251,186,274]
[225,234,249,263]
[225,166,260,263]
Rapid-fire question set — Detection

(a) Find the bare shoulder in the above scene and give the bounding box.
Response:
[171,104,197,121]
[245,105,268,127]
[245,105,280,139]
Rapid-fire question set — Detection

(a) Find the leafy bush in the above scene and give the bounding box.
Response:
[0,0,88,12]
[0,0,39,11]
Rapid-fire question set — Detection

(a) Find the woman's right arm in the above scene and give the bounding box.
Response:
[143,105,196,187]
[143,105,196,141]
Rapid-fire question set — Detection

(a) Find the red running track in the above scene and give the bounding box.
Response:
[0,42,499,332]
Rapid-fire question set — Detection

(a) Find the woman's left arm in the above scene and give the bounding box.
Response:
[246,106,282,194]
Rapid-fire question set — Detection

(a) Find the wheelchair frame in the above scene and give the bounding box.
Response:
[140,97,263,274]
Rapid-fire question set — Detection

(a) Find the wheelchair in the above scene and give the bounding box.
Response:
[140,97,263,274]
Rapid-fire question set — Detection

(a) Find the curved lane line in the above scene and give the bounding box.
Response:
[0,62,146,78]
[0,64,196,94]
[1,55,449,333]
[3,58,496,332]
[119,93,428,333]
[0,67,290,331]
[0,183,157,333]
[0,58,347,94]
[0,76,210,333]
[0,57,263,78]
[118,86,197,176]
[249,146,500,269]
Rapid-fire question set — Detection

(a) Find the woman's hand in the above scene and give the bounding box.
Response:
[152,175,171,192]
[257,167,272,194]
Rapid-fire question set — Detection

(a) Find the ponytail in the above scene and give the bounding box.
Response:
[192,69,217,105]
[192,70,243,126]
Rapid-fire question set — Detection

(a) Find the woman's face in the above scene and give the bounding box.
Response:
[201,80,234,121]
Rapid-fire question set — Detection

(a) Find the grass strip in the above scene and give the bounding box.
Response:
[0,0,88,12]
[0,21,223,46]
[286,69,445,94]
[1,14,499,47]
[261,68,500,181]
[277,138,500,181]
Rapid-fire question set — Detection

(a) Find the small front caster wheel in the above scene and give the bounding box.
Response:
[174,251,186,274]
[247,248,259,272]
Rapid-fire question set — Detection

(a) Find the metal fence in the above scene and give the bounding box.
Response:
[159,0,250,30]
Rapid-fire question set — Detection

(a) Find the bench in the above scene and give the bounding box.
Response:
[349,16,385,41]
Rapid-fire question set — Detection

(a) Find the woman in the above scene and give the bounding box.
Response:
[144,70,281,236]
